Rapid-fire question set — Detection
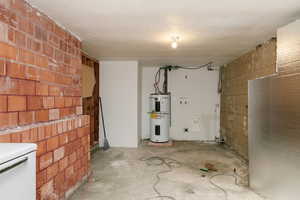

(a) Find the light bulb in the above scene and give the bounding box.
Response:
[171,41,178,49]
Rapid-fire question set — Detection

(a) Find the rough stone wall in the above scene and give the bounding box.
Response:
[0,0,90,199]
[220,38,277,159]
[277,20,300,74]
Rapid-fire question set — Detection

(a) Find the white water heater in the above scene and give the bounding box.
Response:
[149,94,171,142]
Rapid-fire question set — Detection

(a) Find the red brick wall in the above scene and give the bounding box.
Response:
[0,0,90,199]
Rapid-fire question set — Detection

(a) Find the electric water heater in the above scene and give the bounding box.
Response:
[149,94,171,142]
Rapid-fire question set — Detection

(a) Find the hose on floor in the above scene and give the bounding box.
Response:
[139,156,182,200]
[209,173,239,200]
[140,155,240,200]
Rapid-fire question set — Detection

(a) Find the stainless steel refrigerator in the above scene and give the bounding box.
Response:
[249,73,300,200]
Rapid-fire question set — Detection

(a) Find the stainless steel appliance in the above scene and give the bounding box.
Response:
[249,73,300,200]
[0,143,37,200]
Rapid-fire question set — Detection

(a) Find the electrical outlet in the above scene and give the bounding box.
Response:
[184,128,189,133]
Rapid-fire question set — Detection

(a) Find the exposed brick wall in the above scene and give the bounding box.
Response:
[0,0,82,129]
[220,38,277,159]
[0,0,90,199]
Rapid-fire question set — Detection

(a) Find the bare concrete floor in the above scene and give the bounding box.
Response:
[70,141,265,200]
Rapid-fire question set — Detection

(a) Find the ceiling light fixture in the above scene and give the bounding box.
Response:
[171,36,180,49]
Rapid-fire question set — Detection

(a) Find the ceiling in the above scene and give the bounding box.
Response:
[28,0,300,67]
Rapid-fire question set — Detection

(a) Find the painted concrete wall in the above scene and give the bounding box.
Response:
[100,61,139,147]
[141,66,220,141]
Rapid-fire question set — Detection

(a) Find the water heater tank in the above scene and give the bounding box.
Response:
[149,94,171,143]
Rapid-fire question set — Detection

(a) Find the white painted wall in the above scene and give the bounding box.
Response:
[141,66,220,141]
[100,61,139,147]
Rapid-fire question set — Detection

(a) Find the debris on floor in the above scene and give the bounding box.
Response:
[200,162,218,173]
[147,140,174,147]
[205,162,218,171]
[200,168,209,172]
[69,142,264,200]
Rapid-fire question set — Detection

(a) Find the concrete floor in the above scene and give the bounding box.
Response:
[70,141,265,200]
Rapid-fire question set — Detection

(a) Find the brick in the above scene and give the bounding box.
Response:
[27,96,42,110]
[59,156,68,171]
[54,146,65,162]
[57,122,63,134]
[68,152,77,164]
[76,106,82,115]
[59,133,68,145]
[0,22,7,43]
[35,25,47,41]
[60,108,70,118]
[67,120,72,131]
[64,97,72,107]
[36,82,48,96]
[35,55,48,68]
[27,38,41,52]
[25,66,40,81]
[36,110,49,122]
[74,159,81,171]
[11,132,21,142]
[74,97,82,106]
[15,30,26,47]
[40,70,55,83]
[0,134,11,142]
[37,141,46,156]
[20,130,31,143]
[37,170,47,188]
[30,128,38,142]
[19,111,35,125]
[0,95,7,112]
[0,112,18,129]
[8,28,15,43]
[39,180,54,200]
[46,136,59,151]
[6,62,25,79]
[49,108,59,120]
[40,152,53,170]
[49,85,61,96]
[18,79,36,95]
[54,97,64,108]
[42,97,54,109]
[65,165,74,179]
[10,0,27,16]
[18,49,35,65]
[47,162,59,180]
[62,121,68,132]
[43,43,53,57]
[8,96,26,111]
[54,171,65,194]
[77,127,87,138]
[68,130,77,141]
[54,49,63,62]
[0,42,17,59]
[38,126,45,141]
[51,124,58,137]
[0,60,5,75]
[44,125,52,139]
[0,77,19,95]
